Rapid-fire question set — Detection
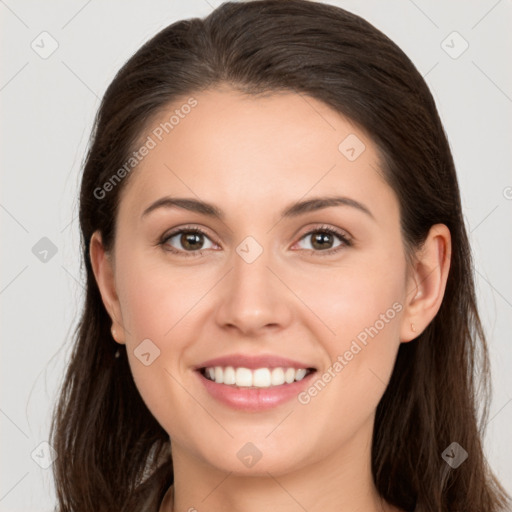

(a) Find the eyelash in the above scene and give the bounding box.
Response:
[158,224,352,258]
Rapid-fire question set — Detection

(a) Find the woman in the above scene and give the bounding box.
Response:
[50,1,511,511]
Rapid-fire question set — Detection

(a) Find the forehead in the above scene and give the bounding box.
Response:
[117,87,395,221]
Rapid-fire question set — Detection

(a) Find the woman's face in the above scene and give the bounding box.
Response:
[101,87,413,476]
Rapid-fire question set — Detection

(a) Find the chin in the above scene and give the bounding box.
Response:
[196,442,313,477]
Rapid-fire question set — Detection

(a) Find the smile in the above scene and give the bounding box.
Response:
[196,366,318,411]
[200,366,315,388]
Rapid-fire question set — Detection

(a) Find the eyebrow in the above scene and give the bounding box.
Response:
[141,195,374,221]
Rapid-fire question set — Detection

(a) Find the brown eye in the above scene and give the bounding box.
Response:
[310,231,336,250]
[161,227,216,257]
[178,231,204,251]
[295,226,351,255]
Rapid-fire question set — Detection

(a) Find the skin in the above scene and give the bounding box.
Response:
[90,87,451,512]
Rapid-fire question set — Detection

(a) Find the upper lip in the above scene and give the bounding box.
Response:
[194,353,317,371]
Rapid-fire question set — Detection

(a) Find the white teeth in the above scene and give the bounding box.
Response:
[284,368,296,384]
[271,367,285,386]
[223,366,236,385]
[253,368,271,387]
[295,368,307,381]
[235,367,253,387]
[202,366,312,387]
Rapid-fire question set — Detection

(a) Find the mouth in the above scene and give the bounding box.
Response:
[198,366,317,388]
[195,365,318,411]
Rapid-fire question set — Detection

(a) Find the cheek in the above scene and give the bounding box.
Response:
[114,248,234,412]
[298,252,406,350]
[115,255,205,435]
[294,252,406,434]
[116,251,209,342]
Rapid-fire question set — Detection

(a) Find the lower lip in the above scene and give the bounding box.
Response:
[195,370,317,411]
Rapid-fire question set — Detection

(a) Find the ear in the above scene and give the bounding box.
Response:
[400,224,451,342]
[89,230,126,345]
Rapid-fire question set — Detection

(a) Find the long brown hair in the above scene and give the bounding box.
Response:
[50,1,511,510]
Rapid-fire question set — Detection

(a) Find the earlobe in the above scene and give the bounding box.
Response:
[89,231,126,344]
[400,224,451,343]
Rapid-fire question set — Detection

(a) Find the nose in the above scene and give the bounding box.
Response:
[215,242,293,337]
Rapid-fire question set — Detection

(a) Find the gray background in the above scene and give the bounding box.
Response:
[1,0,511,510]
